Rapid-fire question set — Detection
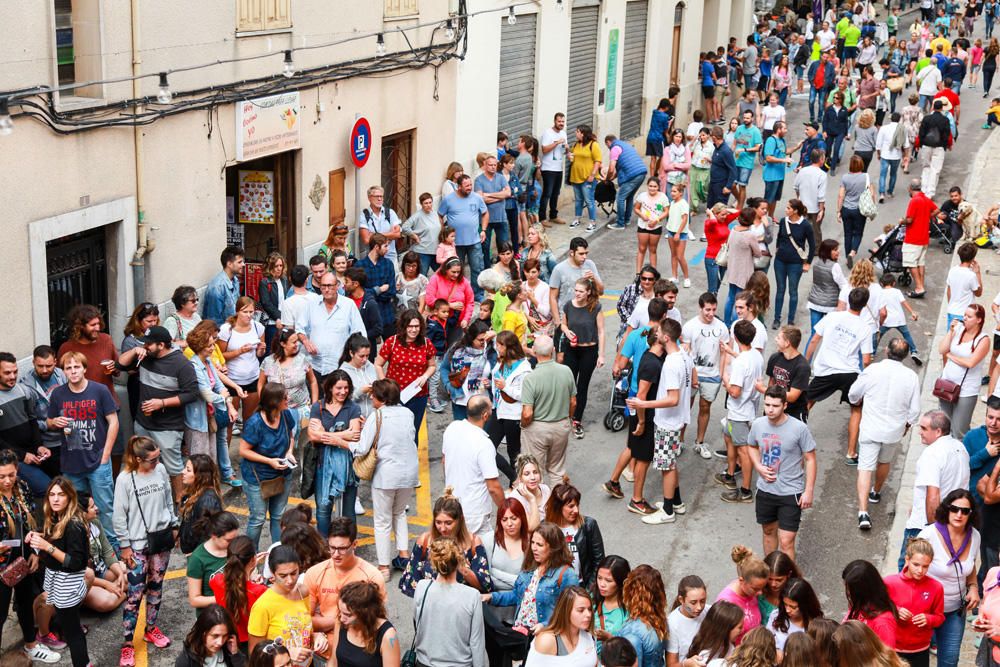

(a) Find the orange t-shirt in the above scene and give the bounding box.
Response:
[304,557,386,650]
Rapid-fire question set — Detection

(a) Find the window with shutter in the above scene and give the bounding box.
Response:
[265,0,292,30]
[237,0,264,31]
[384,0,419,19]
[237,0,291,33]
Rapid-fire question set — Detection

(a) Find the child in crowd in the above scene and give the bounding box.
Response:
[397,251,429,313]
[877,273,922,364]
[436,226,458,265]
[501,281,530,348]
[426,299,453,413]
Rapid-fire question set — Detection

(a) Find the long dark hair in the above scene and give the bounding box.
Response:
[448,319,490,358]
[221,535,256,627]
[338,332,372,366]
[257,382,287,422]
[339,581,388,654]
[183,604,238,662]
[279,522,328,571]
[686,600,744,661]
[180,454,222,519]
[591,555,631,622]
[842,560,897,621]
[494,497,529,550]
[577,124,596,146]
[773,578,823,633]
[321,369,354,404]
[395,308,426,347]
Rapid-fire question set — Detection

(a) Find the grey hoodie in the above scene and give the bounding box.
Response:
[112,463,178,550]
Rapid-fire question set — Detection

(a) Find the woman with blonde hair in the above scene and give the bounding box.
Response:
[442,161,464,199]
[838,258,884,355]
[716,545,769,642]
[523,224,557,283]
[508,453,551,530]
[526,586,598,665]
[619,564,668,667]
[218,295,267,421]
[319,224,353,264]
[853,107,879,172]
[833,620,905,667]
[722,626,777,667]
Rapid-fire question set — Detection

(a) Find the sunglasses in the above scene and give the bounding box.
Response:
[947,505,972,516]
[262,637,285,655]
[142,454,160,465]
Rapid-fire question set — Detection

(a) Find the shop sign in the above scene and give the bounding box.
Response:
[236,92,301,161]
[606,29,619,112]
[238,170,275,224]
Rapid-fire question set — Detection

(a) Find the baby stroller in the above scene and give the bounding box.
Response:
[595,179,617,219]
[603,365,630,432]
[870,223,912,287]
[929,213,955,254]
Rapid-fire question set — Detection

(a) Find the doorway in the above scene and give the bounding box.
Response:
[46,228,108,350]
[381,130,415,219]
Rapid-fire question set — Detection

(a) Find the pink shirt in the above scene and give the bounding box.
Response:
[425,273,474,326]
[716,582,761,644]
[972,45,985,65]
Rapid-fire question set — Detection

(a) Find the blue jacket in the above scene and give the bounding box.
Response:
[944,57,966,82]
[619,618,667,667]
[203,271,240,325]
[709,142,738,189]
[490,565,579,626]
[807,60,836,91]
[797,135,828,169]
[354,255,397,332]
[184,357,225,432]
[823,105,849,137]
[610,140,647,183]
[965,426,999,505]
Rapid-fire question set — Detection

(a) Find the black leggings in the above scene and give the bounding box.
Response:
[488,417,521,484]
[0,576,38,645]
[898,649,929,667]
[986,67,996,94]
[562,344,599,422]
[55,604,89,666]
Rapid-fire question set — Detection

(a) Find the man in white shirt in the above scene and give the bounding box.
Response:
[281,265,322,334]
[917,62,943,111]
[875,112,904,202]
[300,273,367,384]
[682,293,730,459]
[358,185,403,267]
[718,320,765,503]
[805,287,874,464]
[817,21,837,51]
[898,410,970,570]
[539,112,568,225]
[793,148,828,243]
[442,395,505,543]
[627,320,695,525]
[848,339,921,531]
[945,242,983,328]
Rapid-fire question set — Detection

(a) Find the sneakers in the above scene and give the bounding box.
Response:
[622,467,635,483]
[713,448,728,459]
[569,219,581,228]
[602,480,624,499]
[572,421,585,439]
[858,512,872,530]
[694,443,713,460]
[37,633,66,650]
[713,472,737,490]
[224,477,243,488]
[607,222,626,230]
[428,400,445,413]
[25,644,60,664]
[683,278,692,288]
[868,490,881,504]
[143,626,172,649]
[721,488,754,503]
[772,320,780,330]
[586,222,597,233]
[642,508,676,524]
[355,498,366,515]
[628,498,657,515]
[911,353,923,366]
[845,455,859,467]
[655,500,687,515]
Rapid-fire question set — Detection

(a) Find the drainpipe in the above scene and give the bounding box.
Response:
[129,0,155,302]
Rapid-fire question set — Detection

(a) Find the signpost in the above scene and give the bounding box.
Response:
[350,116,373,254]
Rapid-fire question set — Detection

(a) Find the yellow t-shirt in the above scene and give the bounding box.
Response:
[929,37,952,56]
[502,309,528,342]
[569,141,603,184]
[183,344,227,371]
[247,589,312,651]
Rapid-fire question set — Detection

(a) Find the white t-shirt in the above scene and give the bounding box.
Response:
[946,265,981,316]
[760,105,786,131]
[730,318,768,354]
[628,295,653,330]
[918,524,982,612]
[818,28,836,50]
[727,349,764,422]
[635,191,670,231]
[765,608,803,651]
[940,325,990,398]
[654,350,694,431]
[685,121,704,140]
[522,280,552,320]
[218,321,265,385]
[882,287,907,328]
[812,311,873,376]
[838,282,883,335]
[540,127,568,172]
[442,420,500,520]
[280,291,321,333]
[667,606,708,658]
[905,436,971,530]
[683,316,730,380]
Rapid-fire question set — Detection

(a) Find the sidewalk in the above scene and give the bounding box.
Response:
[881,127,1000,666]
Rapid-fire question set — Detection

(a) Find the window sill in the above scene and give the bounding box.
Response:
[55,95,107,112]
[236,27,293,38]
[383,13,420,22]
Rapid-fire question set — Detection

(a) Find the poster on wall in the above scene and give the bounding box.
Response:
[226,196,245,247]
[243,263,265,301]
[238,170,275,224]
[235,91,301,161]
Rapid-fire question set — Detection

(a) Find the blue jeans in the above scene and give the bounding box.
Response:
[777,87,788,107]
[805,308,828,357]
[615,173,648,227]
[950,82,962,95]
[483,221,510,264]
[773,258,804,323]
[879,158,900,195]
[705,257,722,294]
[65,463,117,549]
[404,395,427,448]
[451,403,468,420]
[457,244,486,302]
[898,527,923,571]
[417,253,438,276]
[919,93,933,111]
[215,428,235,481]
[827,134,845,170]
[572,180,597,221]
[243,473,291,549]
[878,325,919,355]
[933,608,966,667]
[724,283,741,326]
[316,483,357,537]
[17,462,50,497]
[809,86,826,122]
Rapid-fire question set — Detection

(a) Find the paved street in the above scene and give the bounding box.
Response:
[7,25,1000,667]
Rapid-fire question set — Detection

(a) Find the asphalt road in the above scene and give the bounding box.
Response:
[6,43,999,667]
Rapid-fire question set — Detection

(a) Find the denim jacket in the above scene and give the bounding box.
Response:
[619,618,667,667]
[203,271,240,325]
[184,357,225,432]
[490,565,580,627]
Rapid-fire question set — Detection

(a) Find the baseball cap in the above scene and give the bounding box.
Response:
[140,326,172,345]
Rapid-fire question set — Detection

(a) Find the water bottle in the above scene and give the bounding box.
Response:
[60,410,72,437]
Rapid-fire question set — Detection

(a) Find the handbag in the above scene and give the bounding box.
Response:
[933,374,966,403]
[352,409,382,481]
[715,242,730,267]
[0,496,29,588]
[783,217,811,261]
[251,466,286,500]
[130,473,175,554]
[402,580,433,667]
[859,174,879,218]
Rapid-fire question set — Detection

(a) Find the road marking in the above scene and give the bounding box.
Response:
[133,415,434,665]
[689,248,706,266]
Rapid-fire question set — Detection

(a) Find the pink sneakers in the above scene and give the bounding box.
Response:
[143,626,172,649]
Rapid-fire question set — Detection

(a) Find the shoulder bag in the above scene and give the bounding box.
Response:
[250,412,293,499]
[130,473,175,554]
[352,409,382,481]
[783,217,810,261]
[0,496,29,587]
[859,174,879,219]
[402,581,432,667]
[933,333,986,402]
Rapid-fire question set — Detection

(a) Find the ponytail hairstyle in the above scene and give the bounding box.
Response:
[221,535,256,627]
[180,454,222,518]
[430,487,472,550]
[575,277,600,312]
[192,511,240,544]
[731,544,769,582]
[337,332,372,367]
[671,574,708,612]
[225,296,257,328]
[123,435,159,473]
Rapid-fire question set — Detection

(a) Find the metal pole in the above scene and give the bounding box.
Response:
[353,112,361,258]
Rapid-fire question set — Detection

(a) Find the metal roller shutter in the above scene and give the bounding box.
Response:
[566,5,599,132]
[620,0,648,140]
[498,13,538,141]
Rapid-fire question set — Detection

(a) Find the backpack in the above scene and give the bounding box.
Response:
[363,207,410,254]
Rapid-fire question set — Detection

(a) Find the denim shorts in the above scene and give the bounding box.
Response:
[736,167,753,186]
[666,229,689,240]
[763,179,784,202]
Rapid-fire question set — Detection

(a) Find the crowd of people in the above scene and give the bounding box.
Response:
[7,1,1000,667]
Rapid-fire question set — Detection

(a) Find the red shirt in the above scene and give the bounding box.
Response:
[378,335,436,398]
[705,211,737,259]
[884,571,945,653]
[843,610,898,650]
[209,572,267,642]
[57,334,120,406]
[904,192,937,246]
[934,88,961,109]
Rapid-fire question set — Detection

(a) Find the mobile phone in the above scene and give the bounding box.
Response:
[279,458,298,470]
[1,539,20,548]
